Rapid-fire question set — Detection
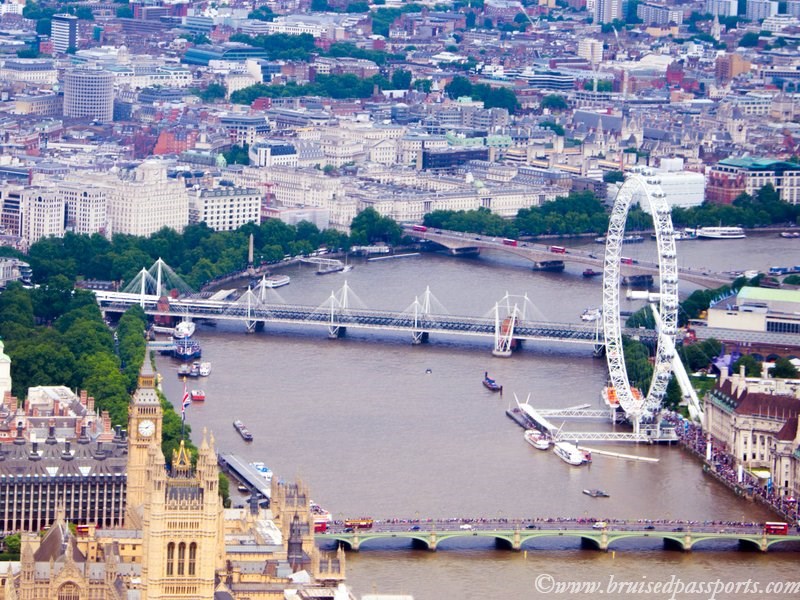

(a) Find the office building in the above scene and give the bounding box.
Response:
[594,0,621,24]
[50,13,78,53]
[745,0,778,21]
[63,69,114,122]
[189,186,261,231]
[705,0,738,16]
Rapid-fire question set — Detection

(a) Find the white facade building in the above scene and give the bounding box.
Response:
[106,162,189,237]
[58,182,107,235]
[745,0,778,21]
[20,187,64,245]
[0,60,58,85]
[190,186,261,231]
[705,0,738,16]
[577,39,604,65]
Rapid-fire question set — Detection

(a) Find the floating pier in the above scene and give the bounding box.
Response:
[577,446,659,463]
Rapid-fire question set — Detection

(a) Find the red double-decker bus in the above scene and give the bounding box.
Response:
[502,238,518,247]
[412,225,428,232]
[764,522,789,535]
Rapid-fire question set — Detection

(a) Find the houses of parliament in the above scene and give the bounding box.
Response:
[0,359,348,599]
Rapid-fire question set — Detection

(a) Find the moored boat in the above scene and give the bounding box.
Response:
[532,260,565,272]
[780,231,800,239]
[250,462,273,482]
[177,364,191,377]
[174,338,201,360]
[264,275,291,288]
[189,361,201,377]
[553,441,587,466]
[582,268,602,278]
[524,429,551,450]
[483,372,503,392]
[199,362,211,377]
[622,274,654,287]
[581,308,602,322]
[173,320,196,339]
[190,389,205,401]
[233,419,253,441]
[694,226,746,240]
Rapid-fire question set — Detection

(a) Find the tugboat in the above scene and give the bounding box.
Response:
[582,268,602,278]
[233,419,253,442]
[483,372,503,392]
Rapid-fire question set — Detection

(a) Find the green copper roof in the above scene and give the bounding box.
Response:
[719,157,800,171]
[737,287,800,303]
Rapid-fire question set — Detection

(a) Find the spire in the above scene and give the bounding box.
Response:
[172,440,193,477]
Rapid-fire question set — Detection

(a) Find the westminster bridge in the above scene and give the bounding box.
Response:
[316,519,800,553]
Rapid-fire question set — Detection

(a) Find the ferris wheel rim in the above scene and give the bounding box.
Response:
[602,170,679,423]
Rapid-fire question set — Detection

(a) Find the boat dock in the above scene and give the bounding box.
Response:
[217,453,271,502]
[367,252,421,261]
[577,446,659,463]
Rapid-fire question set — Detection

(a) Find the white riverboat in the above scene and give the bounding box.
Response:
[524,429,551,450]
[691,226,746,240]
[173,320,196,339]
[553,441,589,466]
[581,308,602,322]
[264,275,291,288]
[199,362,211,377]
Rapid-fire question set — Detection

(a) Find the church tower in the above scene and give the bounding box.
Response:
[126,360,164,520]
[140,432,223,600]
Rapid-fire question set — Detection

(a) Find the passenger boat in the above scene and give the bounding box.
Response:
[483,372,503,392]
[188,361,201,377]
[173,320,196,339]
[582,268,602,278]
[524,429,551,450]
[780,231,800,239]
[581,308,602,322]
[190,389,206,401]
[694,226,746,240]
[531,260,565,272]
[553,441,588,466]
[199,362,211,377]
[174,338,201,360]
[651,230,695,241]
[311,502,333,524]
[177,364,191,377]
[583,489,610,498]
[233,419,253,442]
[251,462,273,482]
[264,275,291,288]
[596,235,644,244]
[622,274,654,287]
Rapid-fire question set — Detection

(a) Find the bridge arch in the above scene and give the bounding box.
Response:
[602,169,678,431]
[605,532,686,551]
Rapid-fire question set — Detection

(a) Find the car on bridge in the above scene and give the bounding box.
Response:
[459,524,473,530]
[592,521,608,529]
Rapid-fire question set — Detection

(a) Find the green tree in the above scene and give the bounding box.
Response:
[3,533,20,555]
[196,83,226,102]
[732,354,761,377]
[770,357,799,379]
[413,79,432,93]
[603,170,625,184]
[391,69,412,89]
[249,6,275,21]
[445,75,472,99]
[739,32,760,47]
[116,5,133,18]
[540,94,568,111]
[350,207,402,245]
[219,473,231,507]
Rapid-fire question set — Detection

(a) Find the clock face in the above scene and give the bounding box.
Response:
[138,420,155,438]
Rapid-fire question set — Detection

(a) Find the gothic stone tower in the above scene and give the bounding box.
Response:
[139,434,223,600]
[126,359,163,521]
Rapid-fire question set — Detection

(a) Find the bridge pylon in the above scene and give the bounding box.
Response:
[493,298,522,358]
[411,286,434,344]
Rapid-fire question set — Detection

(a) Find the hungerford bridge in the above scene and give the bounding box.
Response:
[316,521,800,553]
[94,259,657,357]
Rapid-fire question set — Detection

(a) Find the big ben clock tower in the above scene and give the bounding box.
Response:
[126,359,163,521]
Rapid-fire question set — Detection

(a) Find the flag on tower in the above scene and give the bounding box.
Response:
[181,380,190,416]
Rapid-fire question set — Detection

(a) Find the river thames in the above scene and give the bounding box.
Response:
[158,233,800,599]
